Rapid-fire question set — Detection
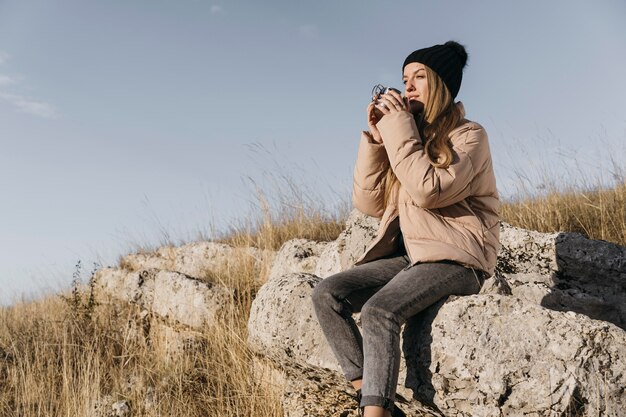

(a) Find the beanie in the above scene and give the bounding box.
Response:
[402,40,468,98]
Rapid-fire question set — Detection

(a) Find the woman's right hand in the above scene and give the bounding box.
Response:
[366,102,384,144]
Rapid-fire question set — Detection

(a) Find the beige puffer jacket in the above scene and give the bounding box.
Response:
[352,101,500,277]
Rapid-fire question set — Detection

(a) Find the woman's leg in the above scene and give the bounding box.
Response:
[310,252,410,384]
[359,261,484,414]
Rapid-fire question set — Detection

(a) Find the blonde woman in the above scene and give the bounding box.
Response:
[311,41,500,417]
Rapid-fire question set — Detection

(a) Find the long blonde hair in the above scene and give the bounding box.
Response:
[382,65,464,208]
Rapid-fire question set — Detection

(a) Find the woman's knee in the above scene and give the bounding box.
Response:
[311,278,338,308]
[360,298,398,326]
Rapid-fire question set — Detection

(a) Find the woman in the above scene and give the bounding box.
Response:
[311,41,500,417]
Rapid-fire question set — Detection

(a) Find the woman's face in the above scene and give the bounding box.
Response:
[403,62,429,115]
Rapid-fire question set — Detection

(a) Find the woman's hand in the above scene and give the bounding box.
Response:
[366,102,384,143]
[366,90,410,143]
[377,89,410,116]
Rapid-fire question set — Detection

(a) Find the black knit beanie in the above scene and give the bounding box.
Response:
[402,40,468,98]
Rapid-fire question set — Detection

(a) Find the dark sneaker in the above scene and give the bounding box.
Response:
[391,404,406,417]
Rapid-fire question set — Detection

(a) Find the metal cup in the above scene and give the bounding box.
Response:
[371,84,403,118]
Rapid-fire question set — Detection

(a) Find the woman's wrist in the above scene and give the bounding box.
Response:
[364,130,383,144]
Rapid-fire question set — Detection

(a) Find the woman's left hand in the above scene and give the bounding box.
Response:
[377,90,410,116]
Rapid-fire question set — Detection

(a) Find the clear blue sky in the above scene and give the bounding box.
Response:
[1,0,625,305]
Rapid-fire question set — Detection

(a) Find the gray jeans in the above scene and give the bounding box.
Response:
[310,248,485,412]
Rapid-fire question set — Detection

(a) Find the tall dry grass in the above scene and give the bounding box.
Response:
[213,170,351,251]
[501,181,625,247]
[0,254,283,416]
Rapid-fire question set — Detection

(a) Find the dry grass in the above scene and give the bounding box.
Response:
[0,257,283,416]
[501,181,626,246]
[213,172,351,251]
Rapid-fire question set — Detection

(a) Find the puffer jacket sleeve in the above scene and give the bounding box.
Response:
[376,111,488,209]
[352,130,390,218]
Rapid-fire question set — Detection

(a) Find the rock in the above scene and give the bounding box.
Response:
[248,344,439,417]
[119,241,274,281]
[111,400,130,417]
[550,232,626,327]
[268,239,329,282]
[403,294,626,416]
[147,319,207,362]
[93,268,234,328]
[88,207,626,416]
[248,270,626,416]
[497,223,626,329]
[479,271,512,296]
[265,210,380,281]
[90,396,130,417]
[248,273,337,370]
[315,209,380,277]
[497,223,559,279]
[270,211,626,329]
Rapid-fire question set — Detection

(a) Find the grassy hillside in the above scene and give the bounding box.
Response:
[1,177,624,416]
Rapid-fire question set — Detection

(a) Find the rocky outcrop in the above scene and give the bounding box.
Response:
[403,295,626,416]
[119,241,274,281]
[93,268,234,329]
[314,209,381,278]
[91,209,626,416]
[247,209,626,416]
[248,271,626,416]
[497,224,626,329]
[269,211,626,330]
[92,242,261,360]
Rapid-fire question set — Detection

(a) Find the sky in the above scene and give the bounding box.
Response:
[1,0,625,305]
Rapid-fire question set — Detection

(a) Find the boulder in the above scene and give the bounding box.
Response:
[248,210,626,416]
[248,273,337,370]
[403,294,626,416]
[268,239,329,282]
[93,268,233,328]
[252,265,427,415]
[497,223,626,329]
[315,209,381,277]
[271,210,626,329]
[247,273,626,416]
[247,272,444,416]
[119,241,274,281]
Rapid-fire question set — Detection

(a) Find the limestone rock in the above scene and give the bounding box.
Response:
[268,239,329,282]
[266,210,380,282]
[93,268,234,328]
[497,223,559,279]
[111,401,130,417]
[90,396,130,417]
[315,209,380,277]
[119,241,273,280]
[496,223,626,329]
[248,273,337,370]
[248,271,626,416]
[403,294,626,416]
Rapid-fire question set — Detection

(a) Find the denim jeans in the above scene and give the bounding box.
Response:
[310,246,485,413]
